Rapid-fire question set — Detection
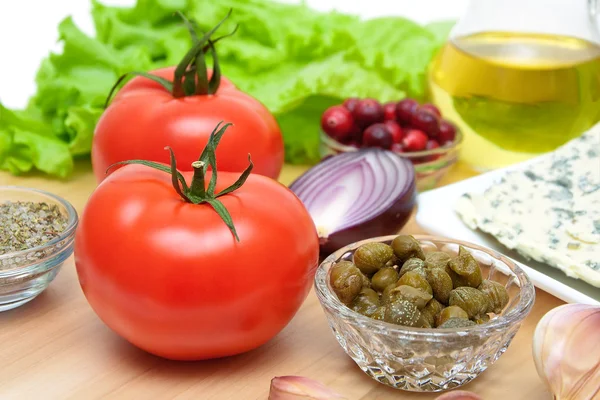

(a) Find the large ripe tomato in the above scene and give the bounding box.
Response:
[75,158,319,360]
[92,66,284,182]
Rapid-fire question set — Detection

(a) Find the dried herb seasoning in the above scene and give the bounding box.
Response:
[0,201,68,255]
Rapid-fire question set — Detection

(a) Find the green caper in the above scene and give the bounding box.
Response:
[421,298,444,327]
[398,258,427,279]
[426,268,453,304]
[381,284,402,305]
[435,305,469,327]
[330,261,364,304]
[448,246,483,288]
[353,242,395,275]
[371,267,399,292]
[371,306,387,320]
[359,270,372,288]
[418,315,432,328]
[384,299,422,327]
[438,318,477,329]
[387,285,432,310]
[448,287,489,319]
[397,270,433,295]
[391,235,425,263]
[384,255,399,268]
[478,279,509,314]
[473,314,491,325]
[351,288,380,316]
[381,283,396,305]
[425,251,452,270]
[444,264,464,288]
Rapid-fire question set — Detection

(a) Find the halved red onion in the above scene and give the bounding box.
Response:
[290,149,416,256]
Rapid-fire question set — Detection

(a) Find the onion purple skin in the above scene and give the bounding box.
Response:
[290,149,417,259]
[318,183,415,256]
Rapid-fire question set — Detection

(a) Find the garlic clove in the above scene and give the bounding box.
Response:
[435,390,483,400]
[533,303,600,400]
[268,376,347,400]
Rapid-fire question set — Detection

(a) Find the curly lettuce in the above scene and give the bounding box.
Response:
[0,0,453,178]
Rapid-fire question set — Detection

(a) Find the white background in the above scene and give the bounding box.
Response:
[0,0,468,109]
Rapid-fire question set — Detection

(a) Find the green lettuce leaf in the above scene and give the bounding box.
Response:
[65,106,104,156]
[0,0,452,177]
[0,104,73,177]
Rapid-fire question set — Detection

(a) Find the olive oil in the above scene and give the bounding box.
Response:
[429,32,600,170]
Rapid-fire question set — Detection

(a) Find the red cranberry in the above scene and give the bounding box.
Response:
[411,107,440,137]
[391,143,404,153]
[421,103,441,118]
[438,120,457,143]
[363,123,393,149]
[426,139,440,150]
[340,124,363,145]
[353,99,384,128]
[402,129,428,152]
[384,120,403,143]
[349,124,364,143]
[343,98,360,113]
[321,105,354,141]
[396,98,419,124]
[425,139,441,162]
[383,102,397,121]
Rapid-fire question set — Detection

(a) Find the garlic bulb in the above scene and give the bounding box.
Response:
[268,376,347,400]
[532,303,600,400]
[435,391,483,400]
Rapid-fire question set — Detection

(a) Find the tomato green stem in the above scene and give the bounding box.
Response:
[104,10,236,107]
[166,146,191,201]
[190,161,207,198]
[104,122,251,242]
[172,10,232,98]
[104,71,174,109]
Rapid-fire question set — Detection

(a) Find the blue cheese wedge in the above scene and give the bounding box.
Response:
[456,124,600,288]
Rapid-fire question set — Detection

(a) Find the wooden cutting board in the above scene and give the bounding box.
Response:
[0,161,558,399]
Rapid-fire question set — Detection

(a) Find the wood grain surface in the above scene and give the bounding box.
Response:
[0,161,559,400]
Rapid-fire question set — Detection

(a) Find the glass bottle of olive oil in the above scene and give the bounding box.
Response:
[429,32,600,170]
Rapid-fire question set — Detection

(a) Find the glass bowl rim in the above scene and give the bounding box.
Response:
[314,234,536,337]
[319,128,463,159]
[0,186,79,263]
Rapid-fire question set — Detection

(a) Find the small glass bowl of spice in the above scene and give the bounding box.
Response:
[0,186,77,312]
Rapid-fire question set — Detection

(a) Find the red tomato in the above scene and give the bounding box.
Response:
[92,67,284,182]
[75,164,319,360]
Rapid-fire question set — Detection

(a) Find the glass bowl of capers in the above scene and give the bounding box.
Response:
[0,186,78,312]
[314,234,535,392]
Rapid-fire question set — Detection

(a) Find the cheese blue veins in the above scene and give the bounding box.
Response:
[456,123,600,288]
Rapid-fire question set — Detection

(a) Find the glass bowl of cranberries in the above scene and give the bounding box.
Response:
[320,98,462,191]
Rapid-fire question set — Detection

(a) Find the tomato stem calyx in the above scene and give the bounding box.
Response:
[104,10,237,107]
[106,122,253,242]
[190,161,207,198]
